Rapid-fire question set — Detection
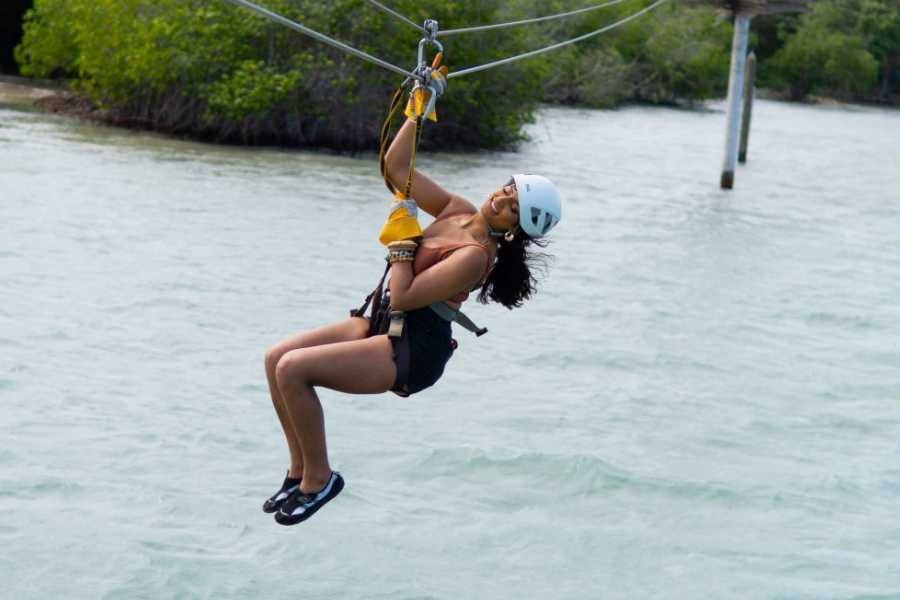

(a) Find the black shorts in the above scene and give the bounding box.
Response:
[389,307,455,396]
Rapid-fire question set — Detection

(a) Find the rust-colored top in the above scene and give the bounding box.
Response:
[413,213,495,306]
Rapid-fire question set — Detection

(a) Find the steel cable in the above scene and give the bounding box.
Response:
[448,0,671,79]
[364,0,425,33]
[220,0,414,78]
[221,0,671,85]
[439,0,630,37]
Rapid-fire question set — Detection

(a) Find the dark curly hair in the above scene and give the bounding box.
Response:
[477,230,551,309]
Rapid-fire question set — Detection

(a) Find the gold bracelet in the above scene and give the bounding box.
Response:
[387,240,417,264]
[387,240,418,252]
[389,254,415,264]
[388,247,416,264]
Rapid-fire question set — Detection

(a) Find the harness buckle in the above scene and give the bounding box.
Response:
[387,310,406,338]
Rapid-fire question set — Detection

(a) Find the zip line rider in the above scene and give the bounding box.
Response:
[260,69,563,526]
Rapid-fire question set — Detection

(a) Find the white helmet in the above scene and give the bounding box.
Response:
[511,174,561,238]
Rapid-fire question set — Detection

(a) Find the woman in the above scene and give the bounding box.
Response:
[262,116,562,526]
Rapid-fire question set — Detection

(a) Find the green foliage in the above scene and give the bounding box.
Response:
[766,0,898,101]
[15,0,544,149]
[543,46,633,108]
[625,4,732,103]
[532,2,732,107]
[769,27,877,99]
[18,0,897,148]
[14,0,79,78]
[206,60,302,121]
[11,0,744,147]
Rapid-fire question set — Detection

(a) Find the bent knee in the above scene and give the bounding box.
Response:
[264,345,284,375]
[275,350,308,390]
[265,333,312,373]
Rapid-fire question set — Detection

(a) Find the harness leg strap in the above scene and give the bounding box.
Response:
[390,324,411,397]
[428,302,487,336]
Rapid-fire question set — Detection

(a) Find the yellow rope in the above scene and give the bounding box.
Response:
[377,83,423,200]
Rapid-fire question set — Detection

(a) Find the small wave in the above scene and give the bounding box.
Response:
[805,312,880,331]
[813,414,884,435]
[107,296,199,314]
[412,448,744,504]
[0,476,84,499]
[236,382,267,394]
[140,539,217,558]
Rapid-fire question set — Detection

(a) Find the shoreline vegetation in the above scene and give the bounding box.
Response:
[2,74,880,124]
[10,0,900,151]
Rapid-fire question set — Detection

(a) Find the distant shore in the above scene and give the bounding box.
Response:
[0,75,109,123]
[2,74,892,142]
[0,74,62,104]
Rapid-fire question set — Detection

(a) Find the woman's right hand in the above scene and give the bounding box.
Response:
[405,66,448,122]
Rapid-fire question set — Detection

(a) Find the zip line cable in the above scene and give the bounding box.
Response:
[447,0,671,79]
[220,0,671,81]
[364,0,424,33]
[220,0,413,78]
[439,0,630,36]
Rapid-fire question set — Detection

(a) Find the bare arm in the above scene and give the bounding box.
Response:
[388,246,488,311]
[384,118,476,219]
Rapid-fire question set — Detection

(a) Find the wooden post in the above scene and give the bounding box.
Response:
[720,14,751,190]
[739,51,756,164]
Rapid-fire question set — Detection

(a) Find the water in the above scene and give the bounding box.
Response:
[2,92,899,599]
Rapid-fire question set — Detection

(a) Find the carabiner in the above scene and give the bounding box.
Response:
[415,18,442,79]
[408,19,443,120]
[421,90,438,121]
[416,39,443,81]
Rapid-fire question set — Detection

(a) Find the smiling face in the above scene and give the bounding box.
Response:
[480,180,520,233]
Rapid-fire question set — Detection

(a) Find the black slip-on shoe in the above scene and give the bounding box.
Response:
[262,471,301,514]
[274,472,344,525]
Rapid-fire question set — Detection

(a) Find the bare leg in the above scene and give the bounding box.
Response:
[264,317,370,478]
[275,335,397,493]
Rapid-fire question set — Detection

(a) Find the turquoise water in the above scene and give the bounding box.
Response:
[2,95,900,599]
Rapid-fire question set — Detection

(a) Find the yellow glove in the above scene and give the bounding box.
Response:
[403,66,448,122]
[404,87,438,122]
[378,192,423,246]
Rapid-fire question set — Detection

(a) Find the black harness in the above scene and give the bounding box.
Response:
[351,261,487,396]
